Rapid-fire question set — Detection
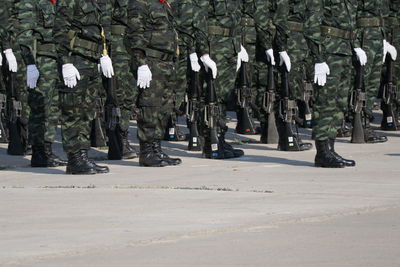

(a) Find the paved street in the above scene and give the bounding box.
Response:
[1,115,399,266]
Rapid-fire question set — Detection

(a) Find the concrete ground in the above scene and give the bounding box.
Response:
[0,114,399,267]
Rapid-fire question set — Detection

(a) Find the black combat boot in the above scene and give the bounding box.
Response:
[328,139,355,167]
[66,150,97,175]
[365,120,388,143]
[314,140,345,168]
[139,142,169,167]
[153,140,182,165]
[220,132,244,158]
[203,135,235,159]
[121,131,138,159]
[31,143,67,167]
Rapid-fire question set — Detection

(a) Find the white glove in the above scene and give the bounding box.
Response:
[200,54,218,79]
[189,53,201,72]
[279,51,291,72]
[62,63,81,88]
[100,55,114,78]
[236,45,249,71]
[137,64,152,89]
[314,62,330,86]
[265,49,275,65]
[4,49,18,72]
[354,48,367,66]
[0,53,2,66]
[383,39,397,62]
[26,64,40,89]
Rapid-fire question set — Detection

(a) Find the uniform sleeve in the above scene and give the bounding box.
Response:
[124,0,149,67]
[304,0,325,63]
[16,0,36,65]
[253,0,274,52]
[0,5,12,49]
[53,0,75,64]
[273,0,289,52]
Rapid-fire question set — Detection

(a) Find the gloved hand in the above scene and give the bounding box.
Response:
[100,55,114,78]
[27,64,40,89]
[200,54,218,79]
[4,49,18,72]
[383,39,397,62]
[279,51,291,72]
[62,63,80,88]
[314,62,330,86]
[189,53,201,72]
[236,45,249,71]
[137,64,152,89]
[354,48,367,66]
[265,49,275,65]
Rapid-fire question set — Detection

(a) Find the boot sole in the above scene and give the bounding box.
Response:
[314,163,345,168]
[139,162,169,167]
[66,170,97,175]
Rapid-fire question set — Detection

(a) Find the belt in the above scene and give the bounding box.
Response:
[357,17,384,28]
[36,43,56,53]
[385,17,399,27]
[145,48,174,61]
[208,25,234,37]
[111,25,126,35]
[287,21,304,32]
[68,30,99,53]
[321,25,355,40]
[241,18,255,27]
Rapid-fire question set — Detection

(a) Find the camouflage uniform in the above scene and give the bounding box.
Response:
[53,0,110,154]
[356,0,386,113]
[17,0,60,147]
[125,0,178,143]
[313,0,360,141]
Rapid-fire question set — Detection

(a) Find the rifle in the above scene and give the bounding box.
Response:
[277,68,301,151]
[0,93,8,143]
[186,69,202,151]
[299,66,313,128]
[350,63,366,143]
[7,71,28,155]
[380,49,398,131]
[90,97,107,147]
[204,70,220,158]
[260,62,279,144]
[235,62,256,134]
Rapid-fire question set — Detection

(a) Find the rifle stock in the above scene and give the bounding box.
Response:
[380,55,397,131]
[0,93,8,142]
[90,97,107,148]
[204,70,220,158]
[236,62,256,134]
[186,70,202,151]
[350,64,366,143]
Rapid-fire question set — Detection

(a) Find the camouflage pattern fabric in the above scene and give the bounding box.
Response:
[54,0,106,153]
[125,0,178,143]
[17,0,60,146]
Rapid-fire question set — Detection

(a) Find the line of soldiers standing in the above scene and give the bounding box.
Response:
[0,0,398,174]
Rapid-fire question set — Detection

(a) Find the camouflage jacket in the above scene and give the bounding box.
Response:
[53,0,110,64]
[356,0,386,40]
[172,0,209,56]
[275,0,324,63]
[17,0,58,65]
[125,0,179,66]
[321,0,360,56]
[207,0,243,53]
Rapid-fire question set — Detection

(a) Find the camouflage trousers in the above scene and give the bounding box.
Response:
[59,56,100,154]
[313,54,353,141]
[111,38,138,132]
[363,38,384,111]
[137,58,176,143]
[28,56,60,146]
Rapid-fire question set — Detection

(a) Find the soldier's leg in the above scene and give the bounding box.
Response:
[60,57,109,174]
[363,39,387,142]
[137,59,181,167]
[313,54,353,168]
[29,56,66,167]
